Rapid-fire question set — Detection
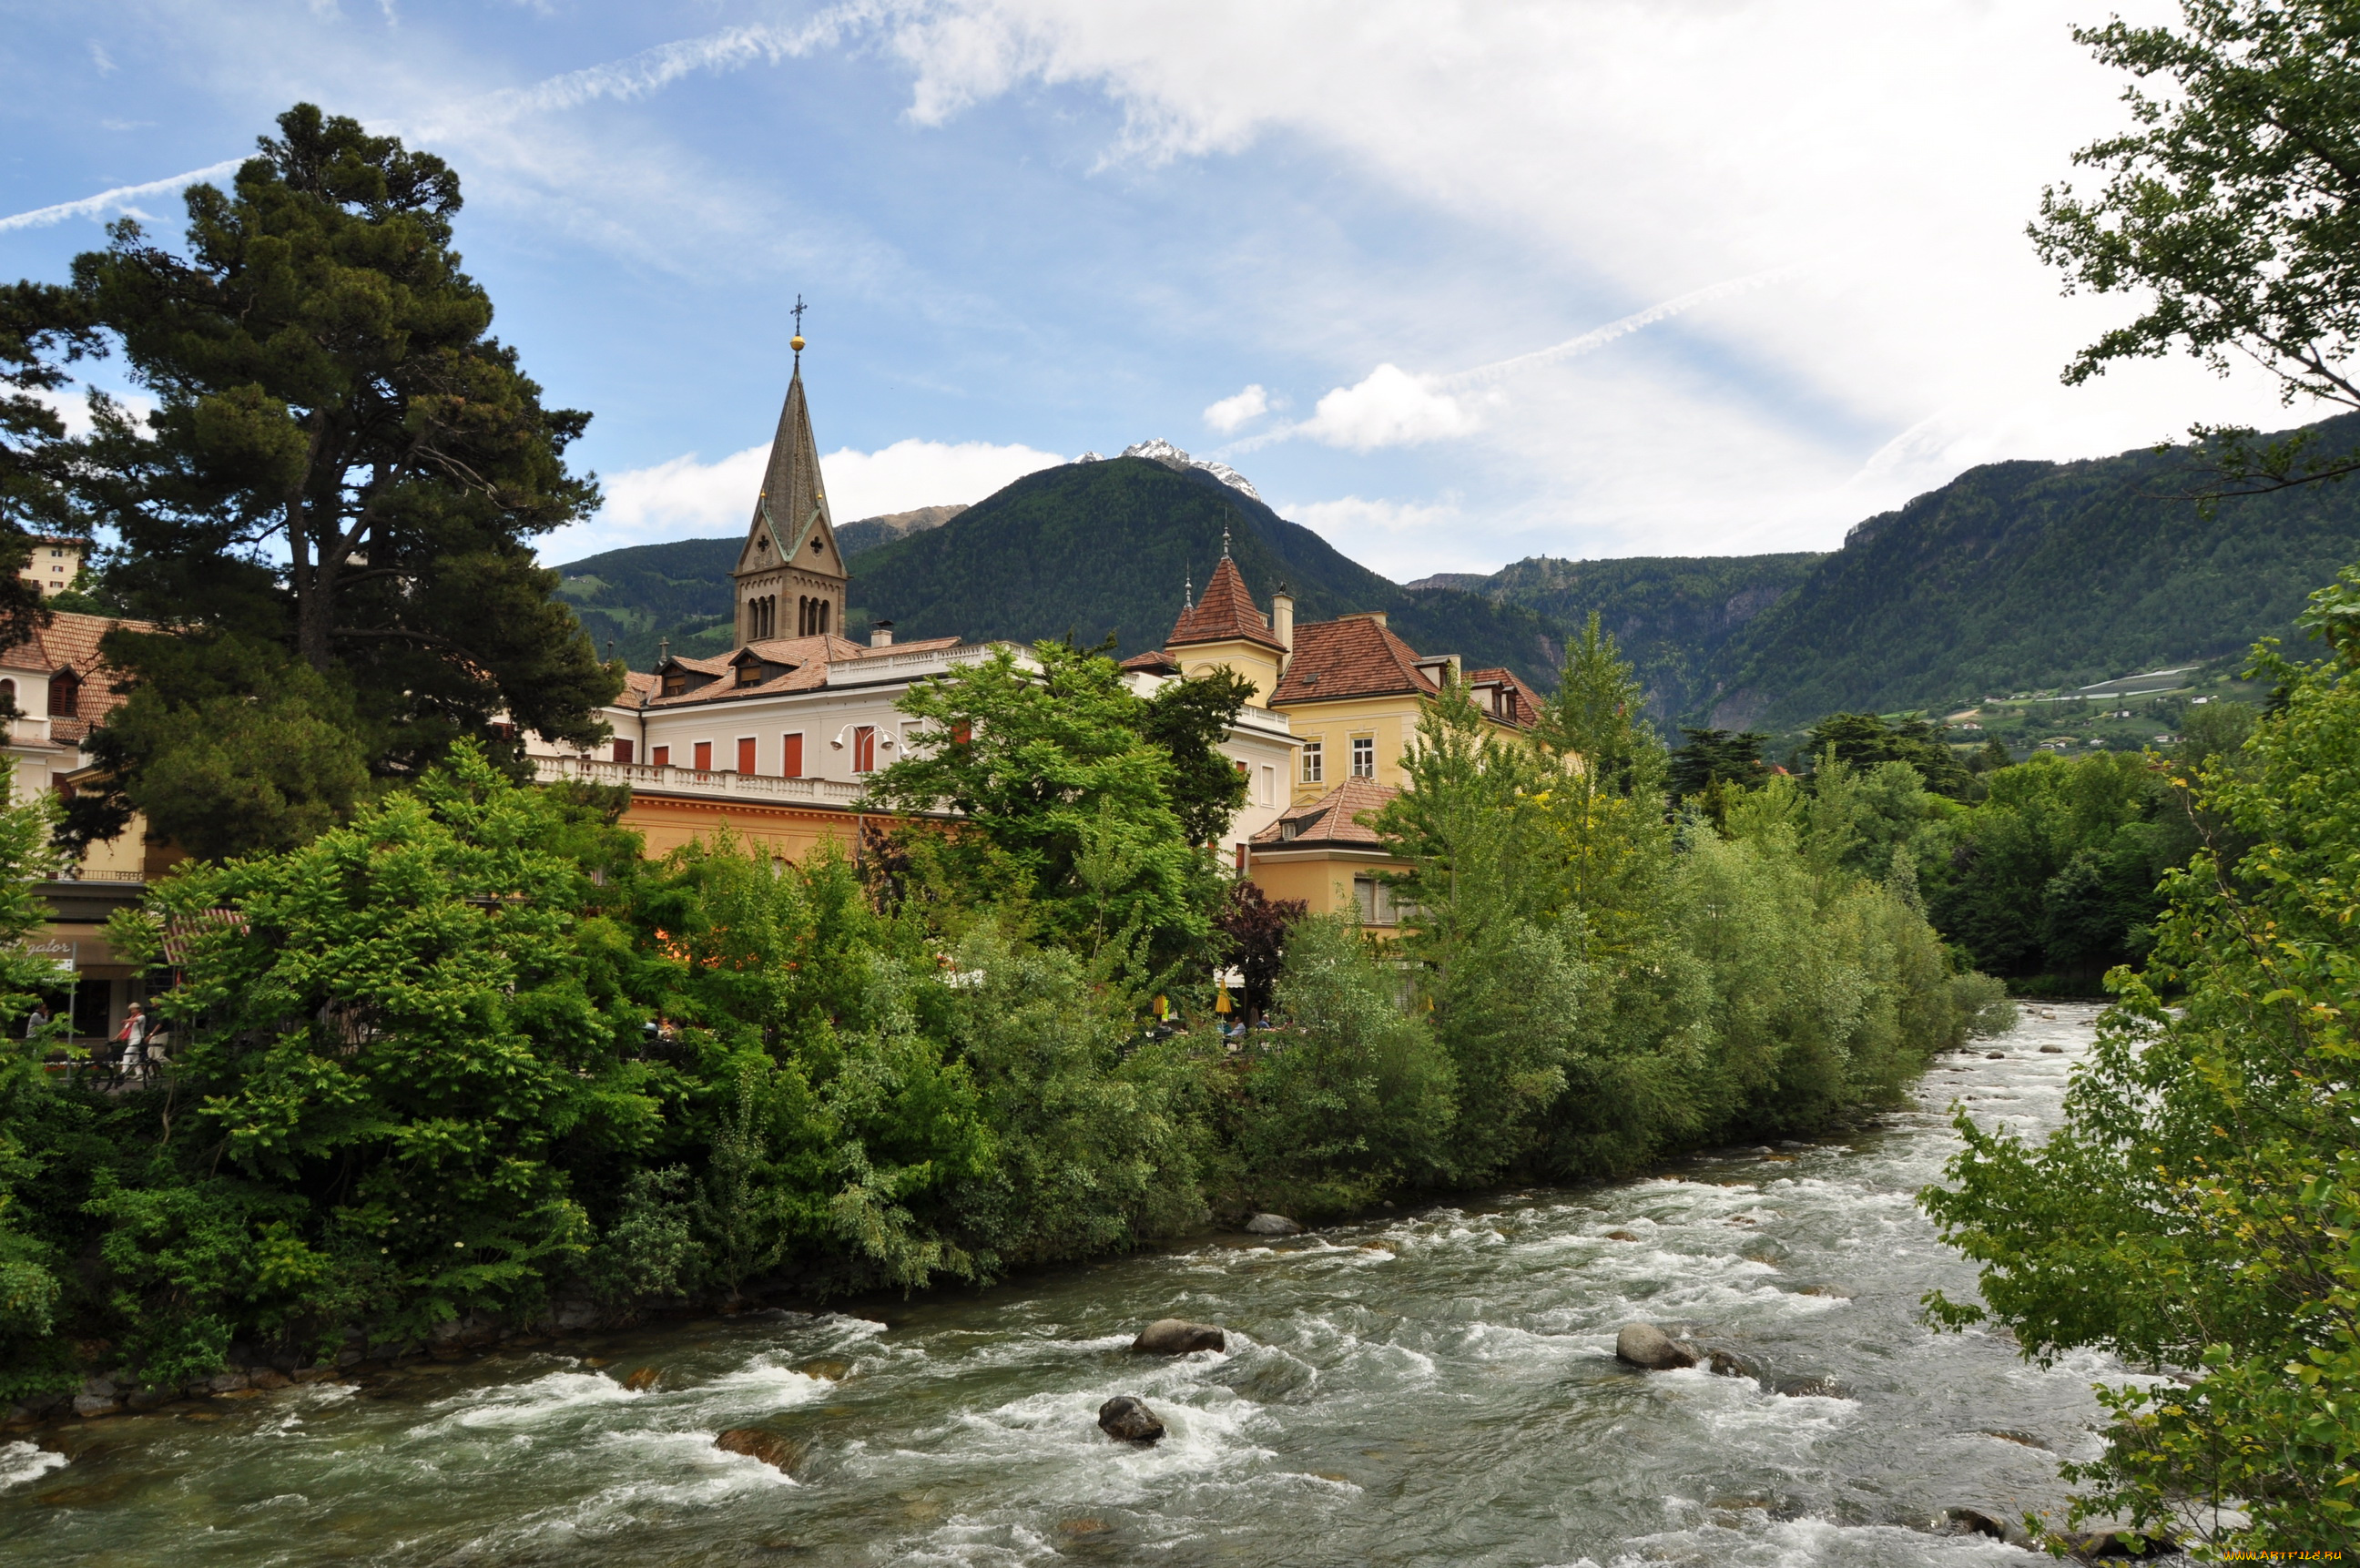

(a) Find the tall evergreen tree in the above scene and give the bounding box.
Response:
[55,104,618,857]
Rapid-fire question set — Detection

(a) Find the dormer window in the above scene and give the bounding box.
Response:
[1278,819,1299,841]
[661,669,689,697]
[737,664,764,687]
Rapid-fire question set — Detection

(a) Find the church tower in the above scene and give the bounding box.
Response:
[733,328,848,646]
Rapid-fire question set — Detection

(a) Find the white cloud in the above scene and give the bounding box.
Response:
[544,435,1063,563]
[0,158,244,234]
[1285,494,1472,580]
[1201,382,1268,433]
[89,41,117,76]
[1291,364,1477,452]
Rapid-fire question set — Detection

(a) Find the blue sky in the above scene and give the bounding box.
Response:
[0,0,2303,579]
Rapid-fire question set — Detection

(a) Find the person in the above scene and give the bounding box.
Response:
[113,1003,150,1085]
[23,1003,46,1039]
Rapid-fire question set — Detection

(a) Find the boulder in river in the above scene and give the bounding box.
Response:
[1706,1349,1755,1379]
[1775,1374,1850,1400]
[715,1428,801,1472]
[1133,1319,1226,1355]
[1614,1323,1697,1369]
[1938,1506,2021,1543]
[2040,1044,2064,1054]
[1987,1051,2007,1060]
[1097,1395,1165,1443]
[1243,1213,1302,1236]
[623,1367,661,1392]
[1603,1229,1642,1242]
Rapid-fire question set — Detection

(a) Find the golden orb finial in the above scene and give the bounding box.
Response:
[790,335,805,352]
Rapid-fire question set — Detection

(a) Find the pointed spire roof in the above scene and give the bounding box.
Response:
[1168,555,1285,651]
[737,362,844,583]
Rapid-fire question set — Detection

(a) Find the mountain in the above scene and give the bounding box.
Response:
[1699,417,2360,728]
[841,455,1566,687]
[553,535,741,666]
[834,504,966,559]
[1430,554,1826,724]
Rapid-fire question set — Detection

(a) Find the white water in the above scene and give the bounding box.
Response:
[0,1005,2122,1565]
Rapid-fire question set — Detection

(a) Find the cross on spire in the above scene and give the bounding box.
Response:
[792,294,807,334]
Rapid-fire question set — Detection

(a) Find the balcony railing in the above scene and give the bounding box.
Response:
[534,755,870,809]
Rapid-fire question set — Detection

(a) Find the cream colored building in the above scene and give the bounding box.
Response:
[18,536,85,598]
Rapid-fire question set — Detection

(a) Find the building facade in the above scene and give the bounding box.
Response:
[17,535,86,599]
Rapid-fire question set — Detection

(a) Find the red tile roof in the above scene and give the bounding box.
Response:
[1121,648,1179,674]
[636,634,973,709]
[1464,667,1547,728]
[1249,778,1400,849]
[0,611,149,744]
[1167,556,1284,652]
[1268,615,1439,707]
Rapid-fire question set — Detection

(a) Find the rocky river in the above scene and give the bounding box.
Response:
[0,1003,2140,1565]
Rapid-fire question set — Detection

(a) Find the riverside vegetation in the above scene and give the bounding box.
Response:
[0,616,2010,1419]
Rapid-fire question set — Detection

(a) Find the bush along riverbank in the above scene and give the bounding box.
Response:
[0,625,2009,1422]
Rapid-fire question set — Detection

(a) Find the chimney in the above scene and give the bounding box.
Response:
[1270,583,1294,671]
[870,619,896,649]
[1361,610,1389,629]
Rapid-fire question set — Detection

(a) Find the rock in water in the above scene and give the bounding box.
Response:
[714,1428,801,1472]
[1603,1229,1642,1242]
[623,1367,660,1391]
[1614,1323,1697,1369]
[1775,1374,1851,1399]
[1243,1213,1302,1236]
[1707,1349,1756,1379]
[1133,1319,1226,1355]
[1097,1395,1165,1443]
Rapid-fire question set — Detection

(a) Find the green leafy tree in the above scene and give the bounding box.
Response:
[0,759,69,1400]
[862,641,1216,972]
[1137,664,1254,847]
[57,104,618,857]
[102,745,658,1365]
[0,282,94,661]
[1806,712,1973,797]
[1924,570,2360,1551]
[2033,0,2360,490]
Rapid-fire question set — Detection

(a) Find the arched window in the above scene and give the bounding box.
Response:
[819,601,829,635]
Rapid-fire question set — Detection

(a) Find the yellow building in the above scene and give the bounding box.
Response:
[1151,552,1545,920]
[17,535,85,598]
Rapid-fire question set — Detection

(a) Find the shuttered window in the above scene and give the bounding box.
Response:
[781,733,803,778]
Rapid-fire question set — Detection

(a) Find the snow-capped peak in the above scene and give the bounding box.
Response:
[1107,438,1263,501]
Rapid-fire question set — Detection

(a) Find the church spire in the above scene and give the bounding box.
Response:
[732,312,846,646]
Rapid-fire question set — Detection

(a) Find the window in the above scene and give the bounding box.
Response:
[1260,764,1276,806]
[1302,740,1323,784]
[1354,876,1399,925]
[650,745,670,767]
[661,670,688,697]
[852,725,877,774]
[612,738,634,765]
[737,737,758,774]
[781,733,804,778]
[1351,737,1376,779]
[693,740,713,771]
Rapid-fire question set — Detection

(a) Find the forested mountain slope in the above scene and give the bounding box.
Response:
[1703,415,2360,728]
[839,456,1566,687]
[1433,554,1826,722]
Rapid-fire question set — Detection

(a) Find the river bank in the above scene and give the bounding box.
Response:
[1,1004,2128,1566]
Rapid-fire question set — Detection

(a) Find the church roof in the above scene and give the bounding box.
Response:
[738,362,845,585]
[636,634,971,708]
[1167,556,1284,651]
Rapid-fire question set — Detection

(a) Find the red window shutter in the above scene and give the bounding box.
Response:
[781,734,802,777]
[693,741,713,771]
[650,745,669,767]
[613,739,634,765]
[737,737,758,774]
[853,725,875,773]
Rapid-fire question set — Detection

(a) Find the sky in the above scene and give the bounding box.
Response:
[0,0,2314,580]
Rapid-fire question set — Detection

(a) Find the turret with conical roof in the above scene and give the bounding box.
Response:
[732,346,847,645]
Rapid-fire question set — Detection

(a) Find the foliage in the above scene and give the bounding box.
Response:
[1214,880,1307,1022]
[1806,712,1973,797]
[861,640,1217,974]
[54,103,617,858]
[0,281,94,657]
[1137,664,1254,846]
[1919,749,2188,985]
[1922,570,2360,1552]
[0,760,69,1400]
[1231,916,1456,1217]
[2033,0,2360,490]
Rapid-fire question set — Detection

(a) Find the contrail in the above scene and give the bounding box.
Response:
[0,5,883,232]
[0,158,245,234]
[1434,265,1803,391]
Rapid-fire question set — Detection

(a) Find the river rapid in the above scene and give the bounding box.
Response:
[1,1005,2136,1567]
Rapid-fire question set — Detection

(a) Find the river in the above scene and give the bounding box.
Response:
[1,1004,2137,1566]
